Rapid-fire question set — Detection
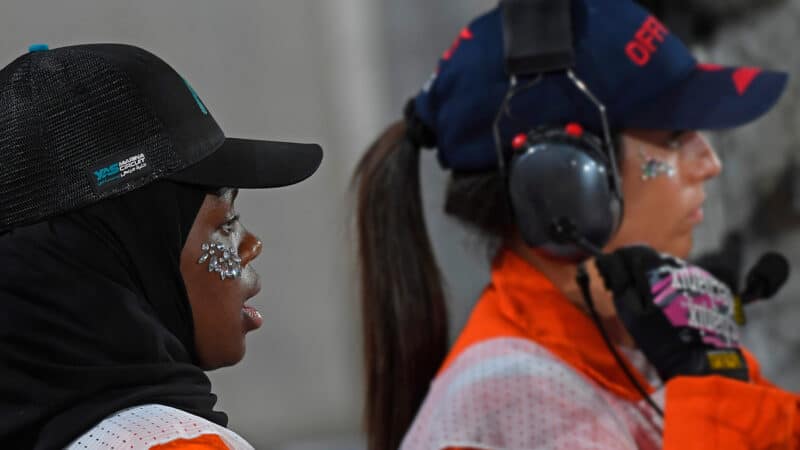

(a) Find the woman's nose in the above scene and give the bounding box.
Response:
[238,231,262,266]
[684,132,722,181]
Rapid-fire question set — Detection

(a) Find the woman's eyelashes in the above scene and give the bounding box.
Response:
[667,130,690,150]
[220,213,240,234]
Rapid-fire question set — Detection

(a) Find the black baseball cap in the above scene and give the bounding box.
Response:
[0,43,323,230]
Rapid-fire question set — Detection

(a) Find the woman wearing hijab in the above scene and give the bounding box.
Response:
[0,43,322,449]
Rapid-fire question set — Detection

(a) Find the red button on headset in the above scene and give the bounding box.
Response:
[512,133,528,150]
[565,123,584,137]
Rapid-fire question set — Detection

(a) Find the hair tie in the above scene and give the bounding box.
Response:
[403,99,437,149]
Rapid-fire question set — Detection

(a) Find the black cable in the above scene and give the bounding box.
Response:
[575,264,665,417]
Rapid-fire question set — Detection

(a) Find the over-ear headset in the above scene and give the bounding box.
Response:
[495,0,667,417]
[494,0,624,261]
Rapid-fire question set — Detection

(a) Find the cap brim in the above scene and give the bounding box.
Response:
[623,65,788,131]
[168,138,322,189]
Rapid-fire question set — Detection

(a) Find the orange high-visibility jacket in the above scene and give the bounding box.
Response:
[401,249,799,450]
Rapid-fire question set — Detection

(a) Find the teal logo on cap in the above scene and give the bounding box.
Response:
[92,153,148,187]
[182,77,208,115]
[94,162,121,185]
[28,43,49,53]
[87,152,151,194]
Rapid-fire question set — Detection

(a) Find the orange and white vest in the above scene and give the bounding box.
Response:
[66,404,253,450]
[402,249,800,450]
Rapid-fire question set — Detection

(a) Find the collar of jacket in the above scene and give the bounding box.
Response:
[442,248,654,401]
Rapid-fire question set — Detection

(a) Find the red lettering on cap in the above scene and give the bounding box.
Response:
[733,67,761,95]
[626,42,650,66]
[636,16,668,50]
[443,27,474,61]
[626,16,670,66]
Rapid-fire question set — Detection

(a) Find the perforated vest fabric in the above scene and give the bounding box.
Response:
[65,404,254,450]
[400,249,800,450]
[401,337,663,450]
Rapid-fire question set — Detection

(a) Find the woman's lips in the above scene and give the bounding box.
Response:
[242,275,263,331]
[688,206,704,224]
[242,305,263,331]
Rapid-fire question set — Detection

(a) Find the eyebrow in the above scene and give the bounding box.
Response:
[215,187,239,202]
[670,130,688,140]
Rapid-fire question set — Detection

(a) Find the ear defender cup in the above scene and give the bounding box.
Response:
[507,125,623,261]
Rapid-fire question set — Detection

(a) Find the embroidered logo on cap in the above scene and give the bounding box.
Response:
[182,77,209,115]
[443,27,474,61]
[424,27,475,92]
[732,67,761,95]
[626,16,669,67]
[87,151,153,194]
[698,64,762,95]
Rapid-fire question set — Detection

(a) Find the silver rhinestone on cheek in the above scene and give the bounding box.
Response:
[197,240,243,281]
[638,148,677,181]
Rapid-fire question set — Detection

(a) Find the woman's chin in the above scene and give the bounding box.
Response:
[669,235,694,260]
[641,234,693,260]
[197,344,246,371]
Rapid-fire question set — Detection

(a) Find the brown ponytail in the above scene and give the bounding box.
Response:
[353,121,449,450]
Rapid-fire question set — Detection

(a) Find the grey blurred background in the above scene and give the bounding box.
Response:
[0,1,797,448]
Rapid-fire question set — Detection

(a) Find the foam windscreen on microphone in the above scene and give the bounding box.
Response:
[743,252,790,302]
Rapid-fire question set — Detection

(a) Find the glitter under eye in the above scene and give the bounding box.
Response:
[638,147,677,180]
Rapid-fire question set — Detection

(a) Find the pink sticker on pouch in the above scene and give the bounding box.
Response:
[648,265,739,349]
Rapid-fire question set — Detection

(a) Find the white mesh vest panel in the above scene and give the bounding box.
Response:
[401,338,664,450]
[66,404,254,450]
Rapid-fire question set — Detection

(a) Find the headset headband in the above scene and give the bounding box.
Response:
[497,0,621,198]
[502,0,574,75]
[495,0,624,257]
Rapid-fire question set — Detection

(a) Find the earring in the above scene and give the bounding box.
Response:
[197,241,242,280]
[638,148,676,181]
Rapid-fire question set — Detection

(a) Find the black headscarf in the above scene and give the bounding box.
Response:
[0,180,227,449]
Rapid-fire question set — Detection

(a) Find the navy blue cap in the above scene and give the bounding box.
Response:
[414,0,789,171]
